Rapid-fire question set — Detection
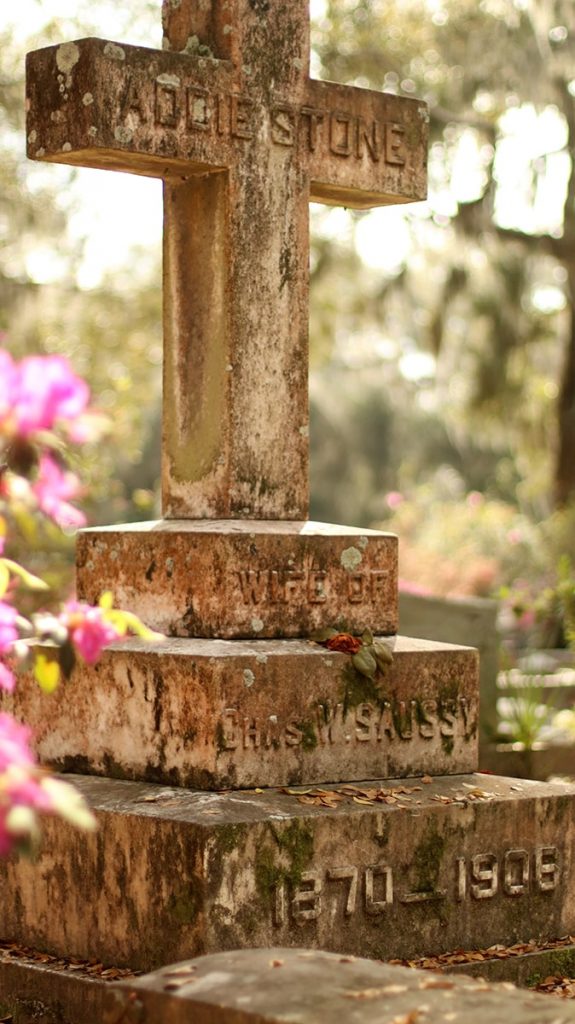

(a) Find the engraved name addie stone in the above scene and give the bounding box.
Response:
[26,0,428,521]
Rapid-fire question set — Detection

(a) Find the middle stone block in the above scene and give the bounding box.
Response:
[76,520,398,638]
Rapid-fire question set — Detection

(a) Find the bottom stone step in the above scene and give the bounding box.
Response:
[1,773,574,972]
[105,948,575,1024]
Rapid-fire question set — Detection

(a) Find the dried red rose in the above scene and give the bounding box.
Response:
[326,633,362,654]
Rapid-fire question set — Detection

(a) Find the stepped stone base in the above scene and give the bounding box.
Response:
[106,948,575,1024]
[76,520,398,638]
[1,774,574,972]
[3,941,575,1024]
[4,636,478,788]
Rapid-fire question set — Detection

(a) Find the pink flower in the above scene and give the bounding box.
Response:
[0,713,35,772]
[0,602,18,654]
[0,350,89,440]
[14,355,89,436]
[62,602,121,664]
[0,661,15,693]
[466,491,484,508]
[32,455,86,529]
[507,528,523,545]
[386,491,404,510]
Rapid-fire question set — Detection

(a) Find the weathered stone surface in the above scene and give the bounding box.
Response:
[104,948,575,1024]
[3,636,478,788]
[76,520,398,638]
[1,774,574,971]
[26,38,428,204]
[26,3,427,521]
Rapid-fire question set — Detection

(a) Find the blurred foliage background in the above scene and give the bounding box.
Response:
[3,0,575,636]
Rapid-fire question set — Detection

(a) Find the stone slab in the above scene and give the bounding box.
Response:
[0,955,108,1024]
[76,520,398,638]
[480,743,575,781]
[399,592,499,742]
[3,636,479,789]
[439,944,575,984]
[1,774,574,972]
[2,942,575,1024]
[105,948,575,1024]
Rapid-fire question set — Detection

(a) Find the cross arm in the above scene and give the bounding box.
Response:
[305,79,428,210]
[26,38,235,178]
[26,38,428,209]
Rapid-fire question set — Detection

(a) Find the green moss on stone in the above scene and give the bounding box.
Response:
[216,822,248,855]
[255,820,315,908]
[341,662,384,716]
[412,825,445,893]
[167,884,200,925]
[441,733,455,756]
[215,720,227,755]
[297,719,318,751]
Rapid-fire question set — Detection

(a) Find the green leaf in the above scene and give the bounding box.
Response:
[310,627,339,642]
[373,641,394,671]
[104,608,163,642]
[2,559,49,591]
[351,648,377,679]
[361,628,374,646]
[33,653,61,694]
[0,562,10,599]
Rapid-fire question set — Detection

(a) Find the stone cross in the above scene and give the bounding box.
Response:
[26,0,427,520]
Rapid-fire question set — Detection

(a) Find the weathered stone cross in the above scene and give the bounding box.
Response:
[26,0,427,521]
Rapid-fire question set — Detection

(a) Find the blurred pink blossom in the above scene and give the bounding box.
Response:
[0,713,35,772]
[62,601,122,664]
[0,714,54,856]
[466,491,484,508]
[0,662,15,693]
[0,351,89,439]
[32,455,86,529]
[0,602,18,654]
[386,491,404,510]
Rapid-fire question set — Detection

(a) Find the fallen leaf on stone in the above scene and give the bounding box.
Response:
[419,979,455,990]
[421,776,433,784]
[164,980,192,991]
[281,788,313,796]
[163,965,197,978]
[270,959,284,967]
[390,1013,421,1024]
[344,987,402,1000]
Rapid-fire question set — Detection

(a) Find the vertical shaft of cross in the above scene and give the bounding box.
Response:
[162,1,311,521]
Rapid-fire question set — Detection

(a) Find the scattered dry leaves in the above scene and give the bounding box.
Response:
[0,940,141,982]
[279,783,430,811]
[387,934,575,993]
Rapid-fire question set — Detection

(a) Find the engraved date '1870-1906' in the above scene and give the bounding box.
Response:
[272,847,560,926]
